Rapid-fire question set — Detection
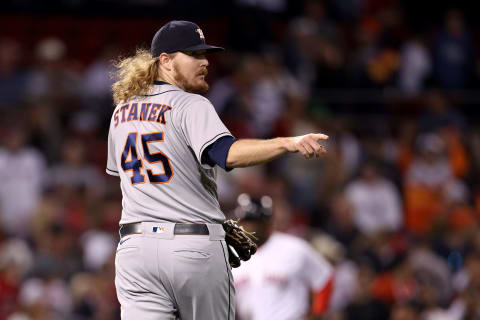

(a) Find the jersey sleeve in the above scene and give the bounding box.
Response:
[202,136,236,171]
[301,243,333,291]
[106,127,119,176]
[180,97,233,169]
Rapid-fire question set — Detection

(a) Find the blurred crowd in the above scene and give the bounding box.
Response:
[1,0,480,319]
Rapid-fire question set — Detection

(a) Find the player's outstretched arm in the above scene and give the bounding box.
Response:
[226,133,328,168]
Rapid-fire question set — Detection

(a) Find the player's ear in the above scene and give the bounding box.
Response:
[158,52,173,71]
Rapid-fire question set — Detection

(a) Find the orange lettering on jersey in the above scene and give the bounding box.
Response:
[120,104,129,123]
[156,105,172,124]
[140,103,151,121]
[148,104,161,121]
[114,109,120,128]
[127,103,138,121]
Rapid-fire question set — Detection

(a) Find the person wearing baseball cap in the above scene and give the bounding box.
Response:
[112,20,224,103]
[109,19,329,320]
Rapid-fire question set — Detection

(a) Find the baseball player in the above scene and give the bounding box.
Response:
[232,194,334,320]
[107,20,328,320]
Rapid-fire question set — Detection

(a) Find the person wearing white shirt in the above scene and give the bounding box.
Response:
[0,124,46,236]
[232,194,334,320]
[345,161,402,236]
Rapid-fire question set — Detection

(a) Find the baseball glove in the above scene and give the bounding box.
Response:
[222,219,257,268]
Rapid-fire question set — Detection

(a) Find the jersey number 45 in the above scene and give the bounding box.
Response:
[121,132,173,185]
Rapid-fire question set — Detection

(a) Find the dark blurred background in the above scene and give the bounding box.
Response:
[1,0,480,319]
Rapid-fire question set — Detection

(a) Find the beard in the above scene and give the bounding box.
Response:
[173,63,209,95]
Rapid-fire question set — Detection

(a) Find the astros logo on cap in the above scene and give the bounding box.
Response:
[195,28,205,40]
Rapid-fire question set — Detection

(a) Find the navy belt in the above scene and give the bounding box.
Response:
[119,223,209,238]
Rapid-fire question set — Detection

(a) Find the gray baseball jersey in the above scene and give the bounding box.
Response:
[106,83,233,225]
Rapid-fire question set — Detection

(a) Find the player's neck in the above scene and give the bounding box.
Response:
[157,73,183,91]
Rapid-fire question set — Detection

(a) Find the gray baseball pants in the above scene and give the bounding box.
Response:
[115,222,235,320]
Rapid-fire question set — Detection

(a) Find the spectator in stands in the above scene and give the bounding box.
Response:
[326,193,359,248]
[404,132,469,235]
[419,89,467,134]
[285,0,342,92]
[433,9,475,89]
[398,34,431,95]
[0,238,33,318]
[0,38,28,107]
[390,302,421,320]
[0,122,47,236]
[208,54,263,138]
[345,160,403,236]
[30,222,83,280]
[250,48,305,137]
[25,37,80,102]
[406,133,452,189]
[82,45,117,103]
[344,261,390,320]
[17,276,72,319]
[49,137,104,200]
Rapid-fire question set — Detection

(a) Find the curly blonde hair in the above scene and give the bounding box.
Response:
[111,49,160,105]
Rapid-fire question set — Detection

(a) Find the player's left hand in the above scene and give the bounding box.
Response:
[222,220,258,268]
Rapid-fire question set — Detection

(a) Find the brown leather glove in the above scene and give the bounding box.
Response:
[222,219,257,268]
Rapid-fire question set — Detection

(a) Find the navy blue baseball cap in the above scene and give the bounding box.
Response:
[151,20,224,57]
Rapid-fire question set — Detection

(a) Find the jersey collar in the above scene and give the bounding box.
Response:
[145,81,180,96]
[154,80,171,85]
